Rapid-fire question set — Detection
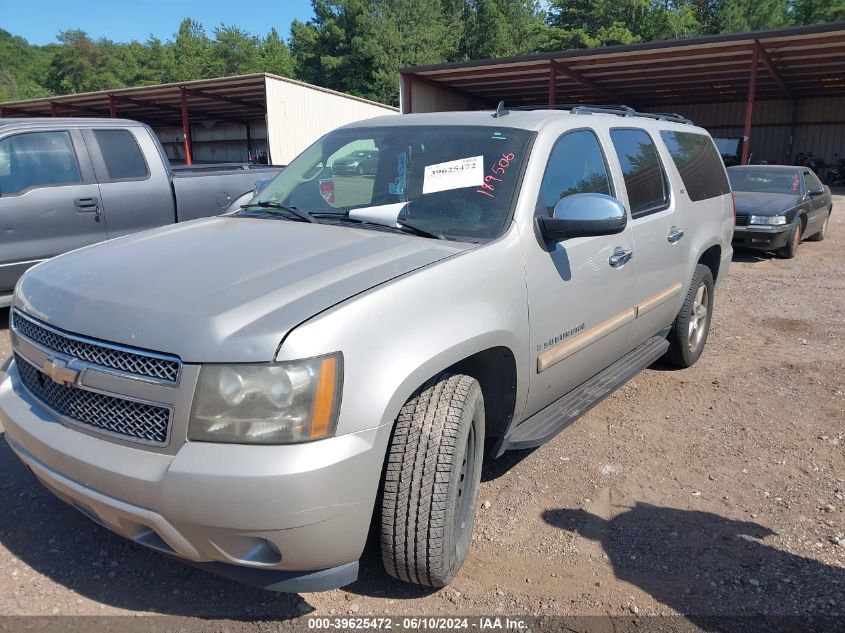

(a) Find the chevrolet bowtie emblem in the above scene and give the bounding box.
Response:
[41,356,80,387]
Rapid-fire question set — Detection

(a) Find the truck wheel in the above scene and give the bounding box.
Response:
[664,264,714,368]
[778,219,802,258]
[807,212,830,242]
[380,373,485,587]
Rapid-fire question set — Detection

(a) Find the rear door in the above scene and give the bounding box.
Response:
[82,126,175,239]
[0,128,105,295]
[607,128,685,347]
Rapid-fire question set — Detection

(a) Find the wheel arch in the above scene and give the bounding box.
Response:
[379,336,522,442]
[695,242,721,286]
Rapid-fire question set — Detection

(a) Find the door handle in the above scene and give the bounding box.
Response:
[74,197,102,222]
[75,197,99,211]
[667,227,685,243]
[609,248,633,268]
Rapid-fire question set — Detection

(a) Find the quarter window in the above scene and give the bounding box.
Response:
[0,131,81,196]
[610,129,669,217]
[536,130,612,217]
[660,131,730,201]
[93,129,149,180]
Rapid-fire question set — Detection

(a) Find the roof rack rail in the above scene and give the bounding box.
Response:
[508,103,692,125]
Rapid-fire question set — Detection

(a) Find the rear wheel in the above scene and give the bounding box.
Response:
[778,219,802,258]
[807,212,830,242]
[664,264,714,368]
[380,373,485,587]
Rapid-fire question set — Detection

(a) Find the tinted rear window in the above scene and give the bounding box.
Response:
[660,131,730,202]
[93,129,149,180]
[609,129,669,217]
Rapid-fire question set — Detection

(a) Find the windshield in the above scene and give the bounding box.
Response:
[249,125,534,242]
[728,169,802,195]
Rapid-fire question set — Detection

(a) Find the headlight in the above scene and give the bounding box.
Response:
[749,214,787,225]
[188,353,342,444]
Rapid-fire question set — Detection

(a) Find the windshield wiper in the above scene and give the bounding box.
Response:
[240,201,317,223]
[395,219,447,240]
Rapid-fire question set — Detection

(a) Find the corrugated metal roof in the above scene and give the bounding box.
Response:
[401,22,845,109]
[0,73,396,123]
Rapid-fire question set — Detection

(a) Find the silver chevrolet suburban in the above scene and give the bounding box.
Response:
[0,105,734,592]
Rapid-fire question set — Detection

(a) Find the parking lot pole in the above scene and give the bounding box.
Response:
[548,63,557,107]
[108,95,117,118]
[741,47,758,165]
[180,87,193,166]
[50,102,58,117]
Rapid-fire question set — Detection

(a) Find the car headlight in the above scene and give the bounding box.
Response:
[188,353,342,444]
[749,214,787,225]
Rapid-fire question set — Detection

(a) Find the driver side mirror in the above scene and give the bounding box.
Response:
[808,187,825,196]
[538,193,628,242]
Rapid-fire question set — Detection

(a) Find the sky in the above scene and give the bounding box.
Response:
[1,0,316,45]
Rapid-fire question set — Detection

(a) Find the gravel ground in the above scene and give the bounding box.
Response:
[0,197,842,628]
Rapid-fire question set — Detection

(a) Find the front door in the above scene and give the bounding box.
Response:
[802,169,828,235]
[0,128,105,296]
[521,128,635,419]
[607,128,685,347]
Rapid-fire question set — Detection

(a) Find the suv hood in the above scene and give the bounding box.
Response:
[14,217,469,362]
[734,191,801,216]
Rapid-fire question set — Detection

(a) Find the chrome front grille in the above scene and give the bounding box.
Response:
[15,354,171,445]
[12,311,180,383]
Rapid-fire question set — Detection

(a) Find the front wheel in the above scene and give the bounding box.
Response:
[380,373,485,587]
[778,219,802,258]
[664,264,714,368]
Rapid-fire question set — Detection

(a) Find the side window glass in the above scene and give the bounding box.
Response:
[536,130,612,217]
[659,131,730,202]
[609,129,669,217]
[804,170,823,192]
[93,129,149,180]
[0,131,81,196]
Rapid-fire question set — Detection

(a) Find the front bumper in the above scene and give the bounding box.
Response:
[0,358,389,591]
[732,225,791,250]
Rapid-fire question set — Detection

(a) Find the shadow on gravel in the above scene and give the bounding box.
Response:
[0,434,306,618]
[731,248,778,263]
[543,503,844,626]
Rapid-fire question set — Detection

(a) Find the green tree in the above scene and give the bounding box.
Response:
[290,0,382,99]
[46,30,102,93]
[170,18,213,81]
[791,0,845,24]
[261,28,294,77]
[211,25,261,76]
[718,0,791,32]
[460,0,546,60]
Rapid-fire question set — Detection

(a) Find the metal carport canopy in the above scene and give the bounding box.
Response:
[0,74,272,165]
[400,23,845,164]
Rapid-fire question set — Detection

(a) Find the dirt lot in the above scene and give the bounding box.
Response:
[0,198,842,628]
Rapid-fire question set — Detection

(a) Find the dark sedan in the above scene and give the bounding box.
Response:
[728,165,833,258]
[331,149,379,176]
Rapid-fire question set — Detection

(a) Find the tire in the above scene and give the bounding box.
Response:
[807,212,830,242]
[778,219,802,258]
[664,264,715,368]
[380,373,485,587]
